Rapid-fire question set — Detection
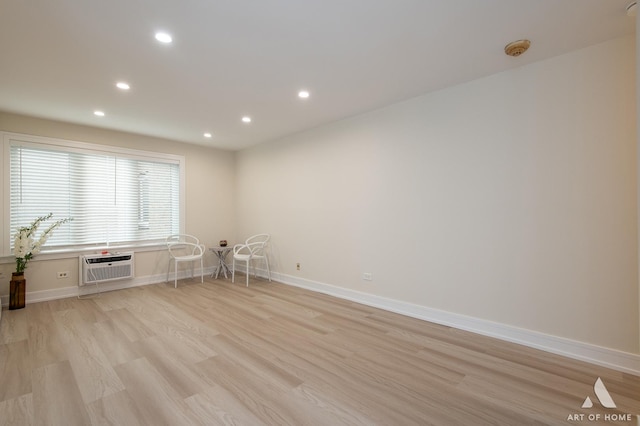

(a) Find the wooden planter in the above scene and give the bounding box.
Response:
[9,272,25,310]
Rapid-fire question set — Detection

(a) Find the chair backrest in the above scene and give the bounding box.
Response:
[166,234,203,258]
[233,234,270,258]
[167,234,199,245]
[247,241,268,257]
[245,234,270,245]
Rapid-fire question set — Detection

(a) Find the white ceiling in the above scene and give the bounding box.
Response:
[0,0,635,150]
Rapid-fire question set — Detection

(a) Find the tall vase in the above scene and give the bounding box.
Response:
[9,272,25,310]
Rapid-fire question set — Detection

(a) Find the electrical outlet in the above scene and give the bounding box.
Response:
[57,271,69,279]
[362,272,373,281]
[296,263,301,271]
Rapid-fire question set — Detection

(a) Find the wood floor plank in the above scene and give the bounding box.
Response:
[457,373,594,424]
[254,292,324,318]
[206,334,304,391]
[196,354,343,426]
[103,308,156,342]
[91,287,143,312]
[91,319,142,367]
[0,393,33,426]
[52,309,125,403]
[0,308,28,345]
[114,357,200,425]
[27,302,68,370]
[85,390,144,426]
[56,297,108,324]
[0,277,637,425]
[131,335,211,398]
[118,291,220,343]
[184,383,266,426]
[290,382,380,426]
[0,339,31,401]
[32,361,92,426]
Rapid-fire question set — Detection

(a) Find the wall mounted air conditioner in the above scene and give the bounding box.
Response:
[80,252,134,286]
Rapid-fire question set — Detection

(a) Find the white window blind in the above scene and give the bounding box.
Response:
[9,138,181,250]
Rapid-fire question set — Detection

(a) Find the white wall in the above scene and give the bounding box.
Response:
[636,2,640,359]
[0,112,236,295]
[236,36,638,354]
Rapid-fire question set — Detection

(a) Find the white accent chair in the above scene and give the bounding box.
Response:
[166,234,206,288]
[232,234,272,287]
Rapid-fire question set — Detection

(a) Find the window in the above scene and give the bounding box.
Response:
[3,132,184,253]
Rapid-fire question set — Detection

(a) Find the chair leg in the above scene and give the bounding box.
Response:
[265,257,272,282]
[246,260,249,287]
[232,258,235,283]
[200,258,204,283]
[174,262,178,288]
[166,259,171,283]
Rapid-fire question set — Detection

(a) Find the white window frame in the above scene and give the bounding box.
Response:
[1,131,185,258]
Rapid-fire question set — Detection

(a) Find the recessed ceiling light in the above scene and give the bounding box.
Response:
[94,110,105,117]
[298,90,310,99]
[242,116,252,123]
[204,132,212,138]
[155,32,173,44]
[116,82,130,90]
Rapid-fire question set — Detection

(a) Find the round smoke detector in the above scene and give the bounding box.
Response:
[504,39,531,57]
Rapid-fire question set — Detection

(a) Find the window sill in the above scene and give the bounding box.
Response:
[0,242,167,265]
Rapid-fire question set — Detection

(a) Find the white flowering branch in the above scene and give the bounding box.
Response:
[14,213,72,273]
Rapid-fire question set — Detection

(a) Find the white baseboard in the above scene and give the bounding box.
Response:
[3,266,638,376]
[266,270,640,376]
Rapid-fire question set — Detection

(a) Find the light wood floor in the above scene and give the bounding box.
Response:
[0,276,638,425]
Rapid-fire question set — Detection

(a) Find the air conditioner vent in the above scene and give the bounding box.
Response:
[80,252,134,286]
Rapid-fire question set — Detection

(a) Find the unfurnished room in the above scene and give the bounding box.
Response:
[0,1,638,425]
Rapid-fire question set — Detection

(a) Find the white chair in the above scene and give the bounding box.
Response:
[166,234,206,288]
[232,234,272,287]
